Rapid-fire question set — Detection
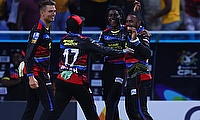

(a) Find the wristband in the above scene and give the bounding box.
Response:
[123,49,127,54]
[130,37,139,43]
[27,73,34,77]
[134,40,140,46]
[130,37,140,46]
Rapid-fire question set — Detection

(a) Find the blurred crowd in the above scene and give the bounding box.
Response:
[0,0,199,31]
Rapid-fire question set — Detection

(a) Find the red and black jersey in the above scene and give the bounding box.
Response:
[98,26,127,64]
[125,29,151,63]
[57,33,124,84]
[25,20,52,76]
[125,28,152,81]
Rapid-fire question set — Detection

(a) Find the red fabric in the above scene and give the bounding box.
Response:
[71,15,83,25]
[140,74,152,81]
[57,73,84,85]
[125,54,139,63]
[37,22,42,30]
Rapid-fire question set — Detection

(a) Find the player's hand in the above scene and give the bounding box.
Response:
[123,48,135,54]
[127,26,137,39]
[18,61,25,77]
[133,0,141,12]
[138,29,151,37]
[29,76,39,89]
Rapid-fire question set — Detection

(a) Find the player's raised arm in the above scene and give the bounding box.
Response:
[133,0,141,12]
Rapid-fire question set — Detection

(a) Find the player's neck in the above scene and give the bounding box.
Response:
[40,18,51,29]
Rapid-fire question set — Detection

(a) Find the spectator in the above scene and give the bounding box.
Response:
[7,0,19,30]
[7,0,12,13]
[1,49,26,100]
[149,0,181,40]
[17,0,40,30]
[0,0,9,30]
[149,0,181,30]
[21,1,56,120]
[51,0,71,31]
[184,0,200,40]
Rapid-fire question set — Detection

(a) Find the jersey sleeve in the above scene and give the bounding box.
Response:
[78,37,124,56]
[25,29,41,74]
[127,32,151,59]
[1,69,10,81]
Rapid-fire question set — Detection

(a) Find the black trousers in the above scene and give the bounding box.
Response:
[47,79,99,120]
[125,75,153,120]
[102,63,126,120]
[21,72,54,120]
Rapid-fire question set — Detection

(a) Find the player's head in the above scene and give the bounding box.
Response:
[126,12,144,29]
[39,0,56,23]
[65,14,85,34]
[39,0,56,10]
[11,49,25,67]
[105,5,124,28]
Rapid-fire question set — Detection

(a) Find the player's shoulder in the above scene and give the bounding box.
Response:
[103,28,110,33]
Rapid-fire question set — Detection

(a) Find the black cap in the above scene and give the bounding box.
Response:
[11,49,25,57]
[66,15,85,33]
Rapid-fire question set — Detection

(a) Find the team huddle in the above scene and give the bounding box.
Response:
[20,0,153,120]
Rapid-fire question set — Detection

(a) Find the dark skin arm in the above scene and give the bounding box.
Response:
[133,0,141,12]
[1,78,22,87]
[126,27,151,59]
[149,0,172,22]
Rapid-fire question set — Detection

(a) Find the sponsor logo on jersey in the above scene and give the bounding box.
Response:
[63,39,78,46]
[31,32,40,43]
[131,89,137,95]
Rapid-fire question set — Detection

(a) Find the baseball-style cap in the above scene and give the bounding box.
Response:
[11,49,25,57]
[65,14,85,33]
[66,14,85,28]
